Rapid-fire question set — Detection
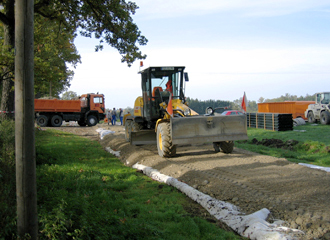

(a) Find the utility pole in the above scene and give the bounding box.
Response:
[15,0,38,239]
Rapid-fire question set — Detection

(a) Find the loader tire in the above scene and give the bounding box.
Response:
[36,115,48,127]
[308,111,316,123]
[125,120,132,142]
[157,122,176,158]
[219,141,234,154]
[320,111,330,125]
[213,142,220,153]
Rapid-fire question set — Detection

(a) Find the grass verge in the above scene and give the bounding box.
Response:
[0,128,243,239]
[236,123,330,167]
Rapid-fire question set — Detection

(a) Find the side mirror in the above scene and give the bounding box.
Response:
[184,72,189,82]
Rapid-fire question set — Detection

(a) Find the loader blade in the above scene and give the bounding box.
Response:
[171,115,248,145]
[131,130,156,145]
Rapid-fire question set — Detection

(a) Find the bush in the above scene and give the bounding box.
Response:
[0,119,16,239]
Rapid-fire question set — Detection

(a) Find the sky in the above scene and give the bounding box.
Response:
[67,0,330,109]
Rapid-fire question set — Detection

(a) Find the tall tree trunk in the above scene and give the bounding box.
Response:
[0,0,15,117]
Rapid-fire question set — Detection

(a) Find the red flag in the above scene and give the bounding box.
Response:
[166,94,173,117]
[241,92,247,113]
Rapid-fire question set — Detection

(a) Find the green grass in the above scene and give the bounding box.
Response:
[236,123,330,166]
[2,129,240,240]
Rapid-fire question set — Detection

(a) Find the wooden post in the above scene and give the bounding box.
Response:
[15,0,38,238]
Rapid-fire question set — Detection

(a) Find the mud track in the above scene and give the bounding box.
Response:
[53,123,330,240]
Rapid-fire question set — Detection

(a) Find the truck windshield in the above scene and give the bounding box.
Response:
[93,96,103,104]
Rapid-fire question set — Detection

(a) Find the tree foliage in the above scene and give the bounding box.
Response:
[34,15,81,98]
[261,93,315,103]
[61,91,78,100]
[0,0,147,110]
[34,0,147,66]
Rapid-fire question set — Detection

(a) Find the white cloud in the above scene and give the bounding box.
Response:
[134,0,330,19]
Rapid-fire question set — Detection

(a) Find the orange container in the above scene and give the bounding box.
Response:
[34,99,81,112]
[258,101,314,120]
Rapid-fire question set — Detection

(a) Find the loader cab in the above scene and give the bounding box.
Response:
[140,66,187,122]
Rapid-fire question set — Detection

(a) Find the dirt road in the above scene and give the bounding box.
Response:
[52,123,330,240]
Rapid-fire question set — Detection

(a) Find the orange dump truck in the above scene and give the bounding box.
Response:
[258,101,314,120]
[35,93,105,127]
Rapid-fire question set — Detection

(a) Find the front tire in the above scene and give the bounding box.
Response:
[219,141,234,153]
[320,111,330,125]
[87,115,97,126]
[51,115,63,127]
[213,142,220,152]
[308,111,316,123]
[157,122,176,158]
[36,115,48,127]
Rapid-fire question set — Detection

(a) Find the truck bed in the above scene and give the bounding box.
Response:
[34,99,81,112]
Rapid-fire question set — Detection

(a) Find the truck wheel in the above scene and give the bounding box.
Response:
[51,115,62,127]
[213,142,220,152]
[219,141,234,154]
[308,111,316,123]
[157,122,176,157]
[125,120,132,142]
[36,115,48,127]
[78,120,86,126]
[87,115,97,126]
[320,111,330,125]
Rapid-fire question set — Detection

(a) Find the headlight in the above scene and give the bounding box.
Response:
[184,108,191,116]
[206,107,214,115]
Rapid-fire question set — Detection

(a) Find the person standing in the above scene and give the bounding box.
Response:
[119,108,124,125]
[111,108,117,125]
[107,110,111,125]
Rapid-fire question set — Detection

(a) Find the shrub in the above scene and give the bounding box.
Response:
[0,119,16,239]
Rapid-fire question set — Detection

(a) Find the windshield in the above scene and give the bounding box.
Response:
[150,71,181,99]
[318,93,330,104]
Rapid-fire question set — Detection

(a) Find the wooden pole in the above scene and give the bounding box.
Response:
[15,0,38,238]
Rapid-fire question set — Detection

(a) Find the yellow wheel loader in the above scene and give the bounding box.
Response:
[125,66,248,157]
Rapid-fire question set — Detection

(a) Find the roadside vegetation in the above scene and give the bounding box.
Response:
[236,123,330,167]
[0,119,241,239]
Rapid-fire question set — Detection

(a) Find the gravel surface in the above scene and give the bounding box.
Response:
[52,123,330,240]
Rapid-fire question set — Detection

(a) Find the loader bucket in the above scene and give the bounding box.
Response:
[171,115,248,145]
[131,130,157,145]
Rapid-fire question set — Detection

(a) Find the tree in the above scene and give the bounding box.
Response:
[61,91,78,100]
[33,15,81,98]
[0,0,147,112]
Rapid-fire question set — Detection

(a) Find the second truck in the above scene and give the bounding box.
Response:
[125,66,248,157]
[35,93,105,127]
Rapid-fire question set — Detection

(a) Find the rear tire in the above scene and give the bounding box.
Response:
[87,115,97,126]
[219,141,234,153]
[320,111,330,125]
[36,115,48,127]
[125,120,132,142]
[51,115,62,127]
[308,111,316,123]
[157,122,176,157]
